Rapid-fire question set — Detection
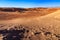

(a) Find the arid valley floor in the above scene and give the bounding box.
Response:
[0,8,60,40]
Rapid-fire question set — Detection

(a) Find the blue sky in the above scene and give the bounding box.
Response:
[0,0,60,8]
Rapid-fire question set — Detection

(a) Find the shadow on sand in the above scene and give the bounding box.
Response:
[0,29,26,40]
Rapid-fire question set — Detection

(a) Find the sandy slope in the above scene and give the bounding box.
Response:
[0,10,60,28]
[0,10,60,24]
[0,10,60,40]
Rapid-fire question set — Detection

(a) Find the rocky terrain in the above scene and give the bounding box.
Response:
[0,8,60,40]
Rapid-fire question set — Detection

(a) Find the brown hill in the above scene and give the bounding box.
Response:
[0,8,59,20]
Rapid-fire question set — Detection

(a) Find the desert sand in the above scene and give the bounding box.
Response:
[0,8,60,40]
